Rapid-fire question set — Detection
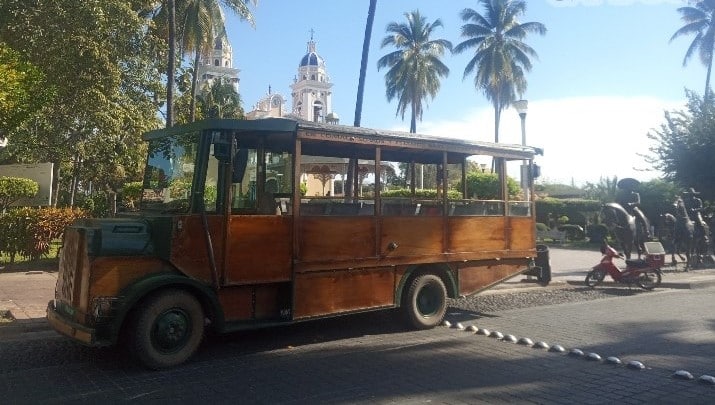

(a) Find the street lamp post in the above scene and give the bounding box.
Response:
[513,99,529,201]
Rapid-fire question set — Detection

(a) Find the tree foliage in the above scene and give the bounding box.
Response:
[647,91,715,201]
[0,44,54,134]
[454,0,546,142]
[0,0,163,205]
[197,77,244,118]
[458,171,520,199]
[637,178,680,220]
[377,10,452,133]
[670,0,715,99]
[0,176,39,212]
[582,176,619,203]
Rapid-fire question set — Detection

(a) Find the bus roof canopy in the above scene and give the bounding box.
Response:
[144,118,541,161]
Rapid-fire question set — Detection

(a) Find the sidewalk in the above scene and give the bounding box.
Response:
[493,265,715,294]
[0,270,59,341]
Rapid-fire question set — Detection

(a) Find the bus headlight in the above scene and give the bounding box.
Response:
[91,297,120,320]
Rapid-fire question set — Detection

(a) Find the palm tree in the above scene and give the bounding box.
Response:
[167,0,176,128]
[197,77,243,118]
[347,0,377,200]
[454,0,546,143]
[178,0,255,122]
[670,0,715,101]
[152,0,255,126]
[377,10,452,133]
[354,0,378,128]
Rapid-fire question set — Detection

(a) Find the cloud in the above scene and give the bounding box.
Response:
[417,96,685,185]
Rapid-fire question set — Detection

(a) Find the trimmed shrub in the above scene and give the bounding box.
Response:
[0,176,39,212]
[0,207,87,262]
[558,224,586,240]
[535,222,548,232]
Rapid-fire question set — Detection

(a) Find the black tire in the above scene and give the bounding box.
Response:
[637,270,662,290]
[130,289,204,369]
[585,269,606,288]
[403,274,447,329]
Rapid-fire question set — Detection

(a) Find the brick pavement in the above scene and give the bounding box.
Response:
[1,302,713,404]
[446,287,715,386]
[1,251,715,403]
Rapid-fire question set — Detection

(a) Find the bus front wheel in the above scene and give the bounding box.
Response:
[130,289,205,369]
[403,274,447,329]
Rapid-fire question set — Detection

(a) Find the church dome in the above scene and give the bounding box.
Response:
[299,39,324,68]
[300,51,324,67]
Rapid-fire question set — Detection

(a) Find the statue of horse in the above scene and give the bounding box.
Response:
[601,202,648,259]
[668,203,694,270]
[655,213,675,254]
[692,214,711,267]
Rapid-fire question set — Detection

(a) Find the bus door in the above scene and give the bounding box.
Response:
[221,145,294,321]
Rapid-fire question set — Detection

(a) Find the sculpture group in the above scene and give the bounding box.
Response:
[602,179,712,269]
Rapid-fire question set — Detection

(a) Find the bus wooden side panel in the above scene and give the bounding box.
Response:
[381,217,443,256]
[170,215,222,283]
[508,217,536,250]
[293,267,394,319]
[224,215,293,284]
[218,283,291,321]
[447,217,507,252]
[458,262,526,296]
[298,217,376,262]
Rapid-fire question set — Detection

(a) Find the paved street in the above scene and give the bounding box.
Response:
[0,247,714,403]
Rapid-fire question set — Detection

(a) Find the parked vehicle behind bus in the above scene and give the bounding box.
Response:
[47,118,542,369]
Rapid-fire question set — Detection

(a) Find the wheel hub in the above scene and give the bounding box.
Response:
[152,309,191,353]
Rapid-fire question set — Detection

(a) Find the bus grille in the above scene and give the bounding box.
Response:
[56,228,84,308]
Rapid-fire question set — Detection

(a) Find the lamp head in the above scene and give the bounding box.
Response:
[513,99,528,115]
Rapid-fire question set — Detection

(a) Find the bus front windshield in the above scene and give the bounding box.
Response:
[140,132,199,213]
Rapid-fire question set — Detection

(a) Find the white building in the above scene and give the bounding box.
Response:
[245,86,287,120]
[197,36,240,92]
[290,36,338,123]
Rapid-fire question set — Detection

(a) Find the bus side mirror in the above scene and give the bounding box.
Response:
[232,149,249,183]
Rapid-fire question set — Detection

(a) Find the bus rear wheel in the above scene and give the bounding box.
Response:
[130,289,204,369]
[403,274,447,329]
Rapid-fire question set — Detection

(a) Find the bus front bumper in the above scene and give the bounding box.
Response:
[46,300,112,347]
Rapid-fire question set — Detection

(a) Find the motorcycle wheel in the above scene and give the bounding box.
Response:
[637,270,662,290]
[585,269,606,288]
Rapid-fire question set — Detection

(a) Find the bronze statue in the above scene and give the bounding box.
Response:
[614,178,651,240]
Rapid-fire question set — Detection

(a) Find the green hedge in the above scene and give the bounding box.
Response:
[382,188,462,199]
[535,198,601,227]
[0,207,87,263]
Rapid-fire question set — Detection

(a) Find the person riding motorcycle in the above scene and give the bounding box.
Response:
[615,185,650,239]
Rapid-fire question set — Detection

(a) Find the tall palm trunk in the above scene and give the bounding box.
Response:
[347,0,377,200]
[189,48,200,122]
[354,0,377,128]
[493,104,501,143]
[705,54,713,103]
[166,0,176,128]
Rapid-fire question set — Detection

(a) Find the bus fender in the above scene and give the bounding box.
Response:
[395,264,458,305]
[109,272,224,344]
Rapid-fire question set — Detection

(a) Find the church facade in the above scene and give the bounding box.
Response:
[200,34,338,124]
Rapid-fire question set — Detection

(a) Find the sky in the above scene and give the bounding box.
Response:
[224,0,704,186]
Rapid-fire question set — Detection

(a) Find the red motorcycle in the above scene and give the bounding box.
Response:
[585,241,664,290]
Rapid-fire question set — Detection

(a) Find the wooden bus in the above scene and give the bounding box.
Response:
[47,118,543,369]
